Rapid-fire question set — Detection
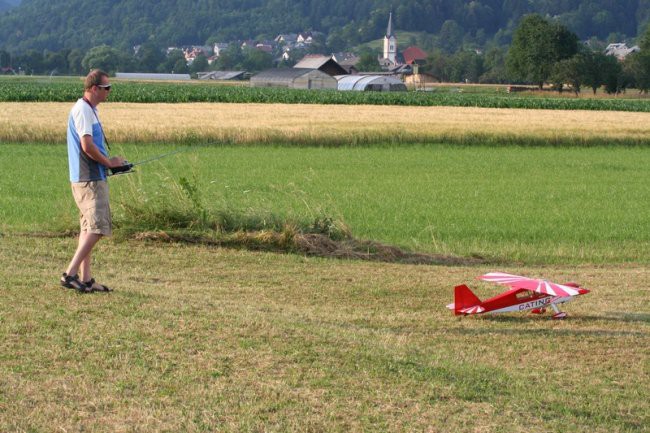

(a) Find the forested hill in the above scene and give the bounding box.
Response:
[1,0,648,52]
[0,0,19,13]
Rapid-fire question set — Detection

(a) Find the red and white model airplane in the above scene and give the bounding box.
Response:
[447,272,590,319]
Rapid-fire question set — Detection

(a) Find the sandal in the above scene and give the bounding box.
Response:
[61,273,92,293]
[84,278,112,292]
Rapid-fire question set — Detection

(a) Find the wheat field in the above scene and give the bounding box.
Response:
[2,102,650,145]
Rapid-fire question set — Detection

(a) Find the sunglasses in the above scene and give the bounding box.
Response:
[97,84,112,91]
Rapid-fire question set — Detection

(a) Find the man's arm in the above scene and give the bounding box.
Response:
[80,135,125,168]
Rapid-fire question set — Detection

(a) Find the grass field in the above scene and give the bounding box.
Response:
[1,143,648,264]
[1,236,648,432]
[0,97,648,432]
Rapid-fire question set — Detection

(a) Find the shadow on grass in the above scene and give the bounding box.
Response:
[16,228,495,267]
[474,312,650,325]
[127,230,494,267]
[446,316,648,337]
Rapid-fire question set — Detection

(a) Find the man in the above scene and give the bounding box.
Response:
[61,69,126,293]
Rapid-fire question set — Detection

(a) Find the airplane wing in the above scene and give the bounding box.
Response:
[479,272,583,297]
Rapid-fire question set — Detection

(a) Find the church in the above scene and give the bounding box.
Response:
[378,12,399,69]
[378,12,429,73]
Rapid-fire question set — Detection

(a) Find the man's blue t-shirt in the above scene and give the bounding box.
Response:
[67,98,108,182]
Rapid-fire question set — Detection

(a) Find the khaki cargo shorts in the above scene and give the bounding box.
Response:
[71,180,112,236]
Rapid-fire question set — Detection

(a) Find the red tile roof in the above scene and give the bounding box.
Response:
[402,46,428,64]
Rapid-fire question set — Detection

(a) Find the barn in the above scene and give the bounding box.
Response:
[250,68,337,89]
[335,75,407,92]
[293,55,348,76]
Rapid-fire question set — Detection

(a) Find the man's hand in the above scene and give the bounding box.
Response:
[108,156,126,168]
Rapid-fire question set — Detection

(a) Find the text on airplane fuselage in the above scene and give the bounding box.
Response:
[518,297,552,311]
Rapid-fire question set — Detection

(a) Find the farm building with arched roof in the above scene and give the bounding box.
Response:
[335,75,407,92]
[250,68,337,89]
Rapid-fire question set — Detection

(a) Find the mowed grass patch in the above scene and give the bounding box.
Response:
[0,144,648,264]
[2,102,650,146]
[0,235,648,432]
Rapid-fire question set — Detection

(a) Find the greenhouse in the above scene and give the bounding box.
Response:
[335,75,407,92]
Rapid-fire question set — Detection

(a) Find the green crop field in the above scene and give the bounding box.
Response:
[1,75,650,111]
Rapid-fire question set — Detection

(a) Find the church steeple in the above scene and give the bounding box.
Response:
[383,11,397,64]
[386,11,395,38]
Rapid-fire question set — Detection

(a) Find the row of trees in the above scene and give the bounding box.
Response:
[505,14,650,93]
[0,42,281,76]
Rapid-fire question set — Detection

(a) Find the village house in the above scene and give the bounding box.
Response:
[605,43,640,60]
[275,33,298,46]
[255,43,275,54]
[183,46,212,64]
[402,46,428,66]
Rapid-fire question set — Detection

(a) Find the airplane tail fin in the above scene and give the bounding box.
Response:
[447,284,484,315]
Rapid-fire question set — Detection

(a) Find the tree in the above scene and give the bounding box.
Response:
[241,48,273,72]
[15,49,44,74]
[0,50,10,68]
[424,49,451,82]
[137,41,165,72]
[67,49,85,75]
[81,45,129,74]
[215,44,244,70]
[581,51,616,94]
[550,55,587,95]
[326,30,347,53]
[43,50,68,74]
[625,52,650,93]
[625,25,650,92]
[306,33,327,55]
[448,51,484,83]
[602,56,623,94]
[173,58,189,74]
[438,20,463,53]
[355,48,381,72]
[479,46,508,83]
[189,53,209,75]
[158,49,186,73]
[506,14,579,89]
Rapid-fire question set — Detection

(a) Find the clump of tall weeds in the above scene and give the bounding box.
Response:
[114,174,350,247]
[113,173,472,264]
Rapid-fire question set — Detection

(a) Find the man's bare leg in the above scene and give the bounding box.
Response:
[66,231,102,278]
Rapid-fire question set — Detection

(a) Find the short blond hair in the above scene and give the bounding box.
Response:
[84,69,109,90]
